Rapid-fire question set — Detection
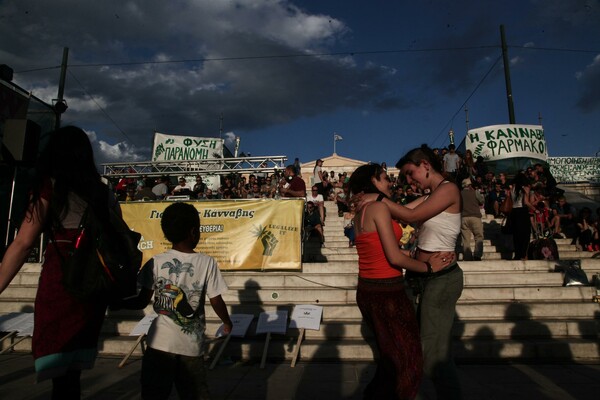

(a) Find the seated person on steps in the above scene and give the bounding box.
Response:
[343,203,356,247]
[304,201,324,246]
[533,201,551,237]
[171,177,193,196]
[550,196,576,240]
[306,185,326,225]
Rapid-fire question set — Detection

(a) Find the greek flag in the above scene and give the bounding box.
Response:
[334,134,343,141]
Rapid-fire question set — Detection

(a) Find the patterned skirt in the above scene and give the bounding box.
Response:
[33,229,107,382]
[357,276,423,400]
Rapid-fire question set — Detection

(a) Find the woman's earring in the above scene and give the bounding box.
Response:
[426,169,429,179]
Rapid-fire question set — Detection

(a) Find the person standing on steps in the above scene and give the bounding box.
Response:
[460,178,484,261]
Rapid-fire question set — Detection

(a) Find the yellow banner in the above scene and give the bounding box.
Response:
[120,199,304,270]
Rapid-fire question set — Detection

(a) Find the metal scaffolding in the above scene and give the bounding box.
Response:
[101,156,288,179]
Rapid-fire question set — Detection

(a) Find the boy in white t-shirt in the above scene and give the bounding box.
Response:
[119,202,232,399]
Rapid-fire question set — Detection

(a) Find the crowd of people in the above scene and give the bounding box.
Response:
[373,149,600,254]
[115,149,599,256]
[115,167,315,202]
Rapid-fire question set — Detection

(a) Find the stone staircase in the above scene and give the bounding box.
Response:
[1,201,599,363]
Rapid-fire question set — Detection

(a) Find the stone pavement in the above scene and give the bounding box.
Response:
[1,354,598,400]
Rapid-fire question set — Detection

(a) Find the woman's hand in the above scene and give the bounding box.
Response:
[222,322,233,335]
[427,251,456,272]
[352,192,378,212]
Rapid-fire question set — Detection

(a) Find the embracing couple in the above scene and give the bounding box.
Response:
[350,144,463,400]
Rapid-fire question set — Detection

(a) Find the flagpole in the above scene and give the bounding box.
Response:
[333,132,336,155]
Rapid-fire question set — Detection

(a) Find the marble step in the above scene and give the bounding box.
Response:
[4,283,596,305]
[302,259,600,273]
[97,315,598,340]
[2,335,597,363]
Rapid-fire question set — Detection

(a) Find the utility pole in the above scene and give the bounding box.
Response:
[465,106,470,132]
[219,113,223,139]
[500,25,516,124]
[54,47,69,130]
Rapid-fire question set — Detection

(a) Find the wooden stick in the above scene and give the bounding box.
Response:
[290,328,305,368]
[260,332,271,369]
[118,335,146,369]
[209,334,231,370]
[0,331,17,345]
[0,335,28,354]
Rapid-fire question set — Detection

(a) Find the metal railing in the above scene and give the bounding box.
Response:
[101,156,288,178]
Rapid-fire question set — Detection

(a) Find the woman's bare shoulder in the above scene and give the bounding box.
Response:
[366,201,393,217]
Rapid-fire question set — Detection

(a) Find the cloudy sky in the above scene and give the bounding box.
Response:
[2,0,599,166]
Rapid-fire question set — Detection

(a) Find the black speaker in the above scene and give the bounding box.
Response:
[2,119,41,165]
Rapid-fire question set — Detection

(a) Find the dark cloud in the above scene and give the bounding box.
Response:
[2,0,404,160]
[411,20,500,97]
[532,0,600,39]
[2,0,598,160]
[576,54,600,112]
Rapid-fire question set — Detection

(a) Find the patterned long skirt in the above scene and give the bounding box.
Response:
[33,229,107,382]
[356,277,423,400]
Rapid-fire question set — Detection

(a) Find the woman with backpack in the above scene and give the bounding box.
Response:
[0,126,115,399]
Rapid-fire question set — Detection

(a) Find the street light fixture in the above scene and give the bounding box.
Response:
[52,98,68,114]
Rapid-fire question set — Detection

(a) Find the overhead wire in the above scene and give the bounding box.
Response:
[15,44,597,74]
[17,45,499,73]
[67,69,132,142]
[13,44,596,145]
[431,55,503,148]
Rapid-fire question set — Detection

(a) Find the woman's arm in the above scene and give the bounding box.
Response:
[404,196,425,210]
[379,183,458,223]
[370,203,451,272]
[522,186,535,211]
[0,199,47,294]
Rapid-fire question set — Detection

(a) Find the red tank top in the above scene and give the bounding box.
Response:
[355,204,403,279]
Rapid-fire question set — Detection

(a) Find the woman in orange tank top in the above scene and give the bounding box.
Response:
[348,164,454,400]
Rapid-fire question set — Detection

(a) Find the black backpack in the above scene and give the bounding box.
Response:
[58,205,143,302]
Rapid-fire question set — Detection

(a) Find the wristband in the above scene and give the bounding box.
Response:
[376,193,386,202]
[424,261,433,274]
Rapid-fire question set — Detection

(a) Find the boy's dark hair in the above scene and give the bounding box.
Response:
[161,202,200,244]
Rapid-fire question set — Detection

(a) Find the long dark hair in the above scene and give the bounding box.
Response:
[512,172,529,195]
[347,163,385,197]
[395,144,442,173]
[30,126,110,231]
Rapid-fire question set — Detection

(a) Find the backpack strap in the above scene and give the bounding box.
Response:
[50,205,90,263]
